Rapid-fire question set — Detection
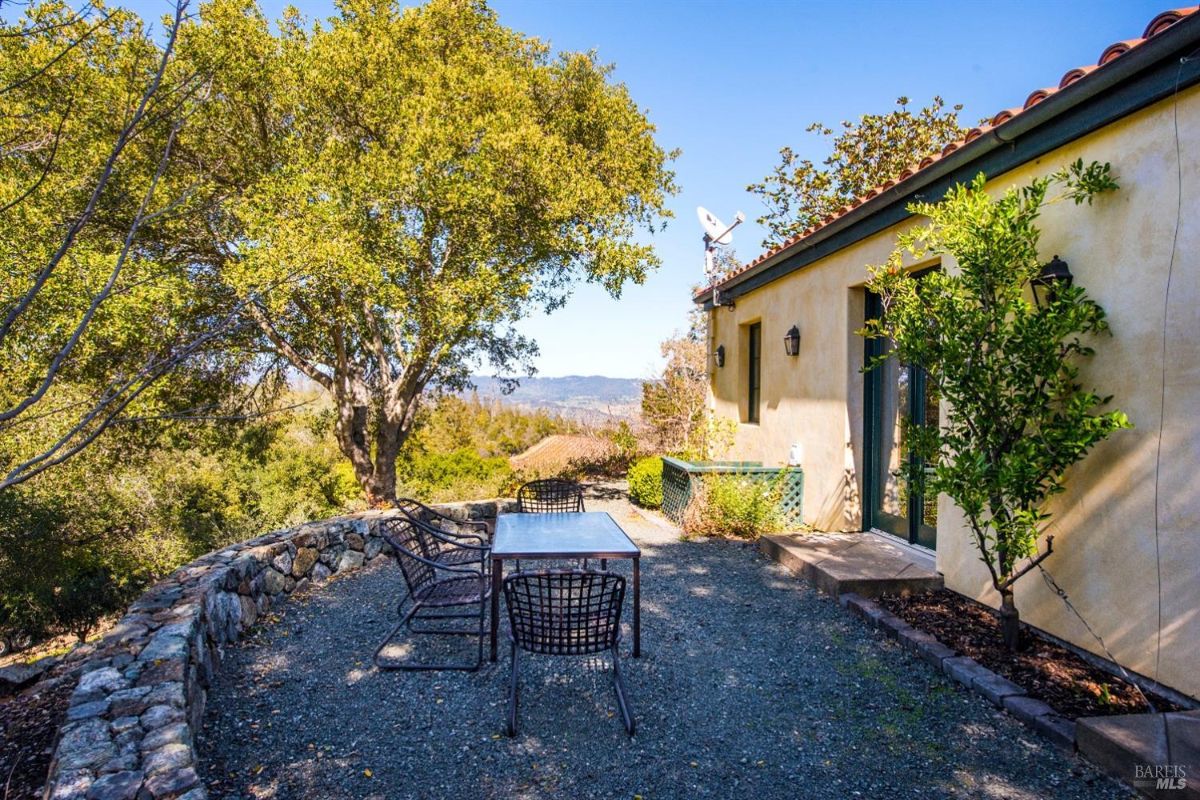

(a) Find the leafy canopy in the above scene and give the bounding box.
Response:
[176,0,677,501]
[0,1,251,489]
[749,96,965,249]
[863,160,1130,627]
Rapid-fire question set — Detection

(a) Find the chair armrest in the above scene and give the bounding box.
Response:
[420,524,489,552]
[395,542,486,575]
[431,526,490,546]
[424,506,489,532]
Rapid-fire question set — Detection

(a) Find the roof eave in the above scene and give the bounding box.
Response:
[694,11,1200,307]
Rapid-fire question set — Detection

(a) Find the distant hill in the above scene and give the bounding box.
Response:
[467,375,641,421]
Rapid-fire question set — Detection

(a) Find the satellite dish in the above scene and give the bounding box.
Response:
[697,206,734,245]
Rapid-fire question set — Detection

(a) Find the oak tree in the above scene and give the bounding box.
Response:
[180,0,677,504]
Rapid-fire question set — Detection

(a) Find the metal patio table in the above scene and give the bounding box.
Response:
[490,511,641,662]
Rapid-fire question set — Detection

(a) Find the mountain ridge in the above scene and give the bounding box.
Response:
[466,374,642,420]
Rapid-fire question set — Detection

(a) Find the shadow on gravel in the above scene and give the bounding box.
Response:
[197,536,1133,800]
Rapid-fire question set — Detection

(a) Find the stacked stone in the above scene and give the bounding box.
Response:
[43,501,509,800]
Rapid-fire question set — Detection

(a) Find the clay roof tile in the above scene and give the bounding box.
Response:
[1023,87,1054,109]
[1099,40,1137,65]
[1059,66,1097,89]
[1145,7,1190,36]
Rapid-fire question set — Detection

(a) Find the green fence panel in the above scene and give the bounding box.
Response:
[659,457,804,525]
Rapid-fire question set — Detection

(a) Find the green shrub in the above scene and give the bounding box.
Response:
[627,456,663,508]
[683,472,786,538]
[397,448,515,503]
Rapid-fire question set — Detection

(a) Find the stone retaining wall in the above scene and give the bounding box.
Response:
[43,500,512,800]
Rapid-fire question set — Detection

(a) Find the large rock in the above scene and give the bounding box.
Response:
[85,770,142,800]
[142,766,199,798]
[75,667,127,701]
[261,568,287,595]
[292,547,318,577]
[141,721,190,752]
[56,718,116,771]
[364,536,384,560]
[141,742,191,775]
[337,549,365,572]
[140,704,184,730]
[270,549,293,575]
[0,662,45,695]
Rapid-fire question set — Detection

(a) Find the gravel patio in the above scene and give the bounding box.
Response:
[196,497,1134,799]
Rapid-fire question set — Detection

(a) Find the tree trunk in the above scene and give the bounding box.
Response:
[999,588,1021,651]
[334,396,392,507]
[372,416,403,507]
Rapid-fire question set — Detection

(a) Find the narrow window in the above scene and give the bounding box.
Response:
[748,322,761,423]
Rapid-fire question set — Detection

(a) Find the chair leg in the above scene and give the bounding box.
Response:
[612,645,635,735]
[476,573,487,666]
[373,602,419,669]
[506,641,520,737]
[375,600,485,672]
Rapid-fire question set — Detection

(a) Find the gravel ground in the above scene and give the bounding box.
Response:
[197,496,1134,800]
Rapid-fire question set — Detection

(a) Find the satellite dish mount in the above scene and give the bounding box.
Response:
[697,206,744,308]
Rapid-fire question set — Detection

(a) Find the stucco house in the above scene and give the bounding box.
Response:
[693,7,1200,699]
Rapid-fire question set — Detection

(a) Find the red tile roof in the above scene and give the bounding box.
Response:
[695,7,1199,302]
[508,434,617,475]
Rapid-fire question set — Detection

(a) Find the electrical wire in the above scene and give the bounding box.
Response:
[1151,50,1195,683]
[1034,50,1196,709]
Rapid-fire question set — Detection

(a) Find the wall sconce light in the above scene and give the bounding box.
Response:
[783,325,801,357]
[714,345,725,368]
[1031,255,1073,308]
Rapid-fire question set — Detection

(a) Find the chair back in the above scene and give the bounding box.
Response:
[380,516,439,598]
[394,497,430,522]
[516,479,585,514]
[504,570,624,656]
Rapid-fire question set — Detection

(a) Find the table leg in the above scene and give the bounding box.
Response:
[490,556,502,662]
[633,556,641,658]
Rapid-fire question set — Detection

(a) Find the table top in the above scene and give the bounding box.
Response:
[492,512,641,560]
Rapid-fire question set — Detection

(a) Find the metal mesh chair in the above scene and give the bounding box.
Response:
[395,497,492,544]
[374,515,489,671]
[516,479,585,513]
[515,479,599,568]
[503,570,633,736]
[395,498,491,566]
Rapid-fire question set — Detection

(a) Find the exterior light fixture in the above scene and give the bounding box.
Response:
[783,325,801,357]
[1031,255,1073,308]
[715,345,725,368]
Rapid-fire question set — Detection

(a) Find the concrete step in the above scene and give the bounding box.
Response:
[759,531,942,598]
[1076,710,1200,799]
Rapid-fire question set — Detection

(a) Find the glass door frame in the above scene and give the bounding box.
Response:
[863,289,937,550]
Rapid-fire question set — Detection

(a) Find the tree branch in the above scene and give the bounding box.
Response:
[0,114,183,423]
[0,0,189,347]
[243,301,332,390]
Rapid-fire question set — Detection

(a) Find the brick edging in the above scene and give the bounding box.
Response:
[838,592,1077,750]
[43,500,513,800]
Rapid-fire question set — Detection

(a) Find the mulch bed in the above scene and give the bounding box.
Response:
[877,589,1184,720]
[0,677,72,800]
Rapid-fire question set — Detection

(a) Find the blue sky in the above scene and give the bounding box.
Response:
[132,0,1170,378]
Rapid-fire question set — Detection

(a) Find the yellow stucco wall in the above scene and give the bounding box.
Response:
[707,83,1200,697]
